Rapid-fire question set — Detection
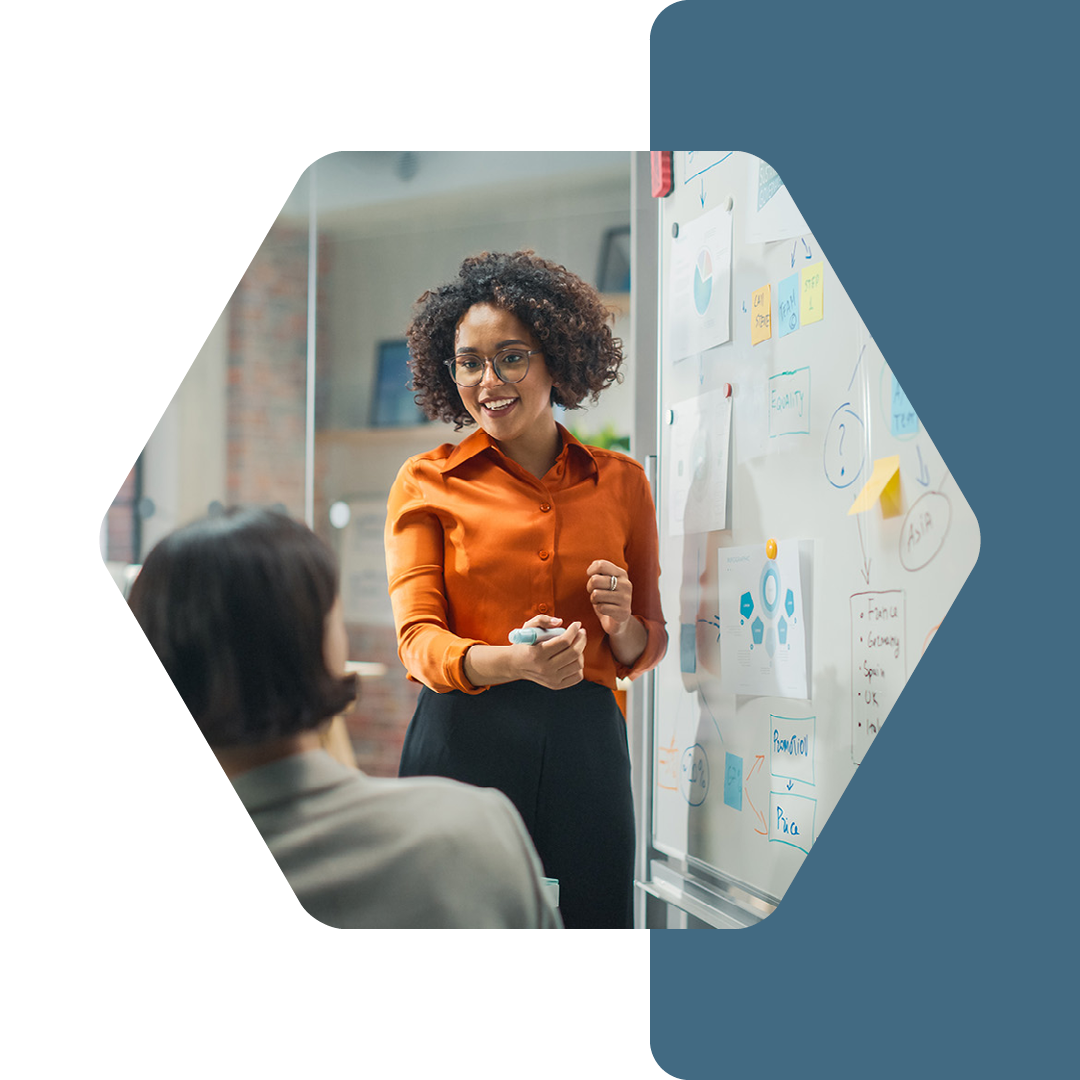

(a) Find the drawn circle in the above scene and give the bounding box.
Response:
[693,248,713,315]
[899,491,952,571]
[922,624,941,656]
[760,564,781,616]
[680,744,710,806]
[823,403,864,488]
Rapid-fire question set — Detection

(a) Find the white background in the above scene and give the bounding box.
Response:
[2,3,672,1077]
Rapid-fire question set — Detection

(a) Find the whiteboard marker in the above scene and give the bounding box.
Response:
[508,626,564,645]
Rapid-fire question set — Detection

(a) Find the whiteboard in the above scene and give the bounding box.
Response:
[650,152,979,909]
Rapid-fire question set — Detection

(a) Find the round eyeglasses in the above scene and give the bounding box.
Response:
[445,347,542,387]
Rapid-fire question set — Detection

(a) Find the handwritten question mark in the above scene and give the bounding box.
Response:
[839,422,846,476]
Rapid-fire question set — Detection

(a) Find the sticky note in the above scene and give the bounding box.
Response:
[724,752,743,811]
[751,284,772,345]
[891,377,919,436]
[680,623,697,674]
[778,273,799,337]
[848,455,903,518]
[800,261,823,326]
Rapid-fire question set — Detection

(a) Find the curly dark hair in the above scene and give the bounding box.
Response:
[406,250,624,430]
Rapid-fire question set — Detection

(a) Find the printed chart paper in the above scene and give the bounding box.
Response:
[744,159,810,245]
[719,541,809,698]
[667,203,732,362]
[667,388,733,535]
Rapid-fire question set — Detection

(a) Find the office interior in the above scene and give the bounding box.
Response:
[102,150,692,928]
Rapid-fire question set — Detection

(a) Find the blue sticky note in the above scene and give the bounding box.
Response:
[680,623,696,673]
[724,752,743,811]
[777,273,800,337]
[891,377,919,436]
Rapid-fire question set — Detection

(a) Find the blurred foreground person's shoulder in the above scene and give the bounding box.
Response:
[128,506,560,931]
[232,749,561,929]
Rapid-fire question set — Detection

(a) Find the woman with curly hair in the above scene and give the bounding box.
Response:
[385,250,667,928]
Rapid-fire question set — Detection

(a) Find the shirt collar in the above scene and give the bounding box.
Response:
[231,749,360,813]
[439,423,599,481]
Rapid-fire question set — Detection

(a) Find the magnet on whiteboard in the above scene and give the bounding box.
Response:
[723,383,732,398]
[666,409,675,425]
[651,151,673,197]
[766,538,778,560]
[724,196,734,211]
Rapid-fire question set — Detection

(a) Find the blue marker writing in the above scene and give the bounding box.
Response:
[508,626,564,645]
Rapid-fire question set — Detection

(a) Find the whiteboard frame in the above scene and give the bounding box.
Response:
[636,151,978,927]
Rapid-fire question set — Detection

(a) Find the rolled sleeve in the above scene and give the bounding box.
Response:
[385,461,489,695]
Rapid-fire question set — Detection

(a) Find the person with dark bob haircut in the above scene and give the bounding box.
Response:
[386,250,668,929]
[129,507,559,929]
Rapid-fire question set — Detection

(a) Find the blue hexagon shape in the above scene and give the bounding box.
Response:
[751,616,764,645]
[785,588,795,617]
[778,616,788,645]
[740,591,754,619]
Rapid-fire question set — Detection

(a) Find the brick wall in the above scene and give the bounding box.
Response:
[105,464,138,563]
[104,222,417,777]
[343,625,420,777]
[227,225,330,515]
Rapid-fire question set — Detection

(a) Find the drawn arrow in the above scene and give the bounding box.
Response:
[802,237,813,260]
[744,755,768,835]
[745,791,768,835]
[699,177,707,207]
[916,445,931,487]
[854,501,872,584]
[847,343,871,585]
[742,300,747,313]
[786,778,794,790]
[848,345,866,393]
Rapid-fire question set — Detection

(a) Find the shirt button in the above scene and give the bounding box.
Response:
[540,503,551,513]
[539,550,550,560]
[538,604,549,614]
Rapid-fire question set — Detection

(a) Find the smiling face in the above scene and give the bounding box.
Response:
[454,302,558,457]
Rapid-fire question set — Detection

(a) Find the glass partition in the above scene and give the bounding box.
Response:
[104,151,636,775]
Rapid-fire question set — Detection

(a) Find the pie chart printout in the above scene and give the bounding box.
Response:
[693,248,713,315]
[665,203,732,361]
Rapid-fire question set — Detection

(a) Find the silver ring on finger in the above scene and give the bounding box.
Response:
[609,575,618,592]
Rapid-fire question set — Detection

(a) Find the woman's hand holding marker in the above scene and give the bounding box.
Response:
[509,614,586,690]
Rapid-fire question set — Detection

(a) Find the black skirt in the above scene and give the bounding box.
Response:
[398,679,634,929]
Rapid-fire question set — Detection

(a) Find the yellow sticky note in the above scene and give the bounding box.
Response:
[800,261,823,326]
[751,284,772,345]
[848,456,903,518]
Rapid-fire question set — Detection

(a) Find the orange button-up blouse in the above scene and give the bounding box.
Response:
[385,425,668,695]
